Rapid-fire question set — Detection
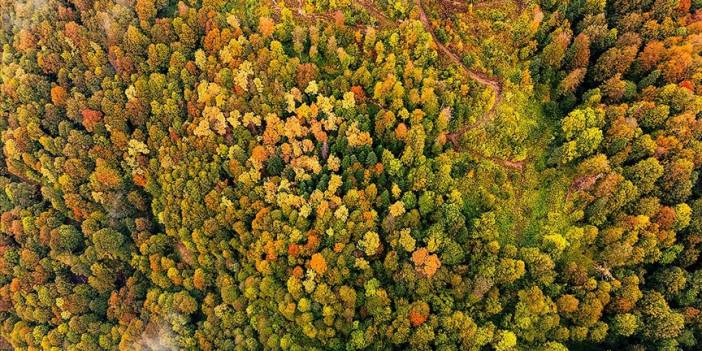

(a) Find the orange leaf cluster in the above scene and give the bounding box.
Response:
[395,123,408,140]
[409,301,430,327]
[310,253,327,274]
[81,109,103,132]
[411,248,441,278]
[259,17,275,38]
[51,86,67,106]
[93,160,122,189]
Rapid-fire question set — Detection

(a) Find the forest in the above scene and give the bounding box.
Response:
[1,0,702,350]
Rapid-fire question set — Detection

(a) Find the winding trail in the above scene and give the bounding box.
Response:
[413,0,502,144]
[356,0,393,27]
[439,0,526,13]
[352,0,505,138]
[272,0,524,172]
[413,0,525,171]
[271,0,369,30]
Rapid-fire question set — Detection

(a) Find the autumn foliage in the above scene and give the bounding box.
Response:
[2,0,702,350]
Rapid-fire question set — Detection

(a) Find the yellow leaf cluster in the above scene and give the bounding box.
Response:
[346,122,372,147]
[389,201,405,217]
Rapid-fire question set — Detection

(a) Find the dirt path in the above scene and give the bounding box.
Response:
[356,0,393,27]
[271,0,355,29]
[272,0,523,172]
[353,0,504,135]
[414,0,502,141]
[412,0,527,171]
[279,0,503,132]
[439,0,515,12]
[464,149,525,173]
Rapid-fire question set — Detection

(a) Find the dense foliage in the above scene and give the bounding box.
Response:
[1,0,702,350]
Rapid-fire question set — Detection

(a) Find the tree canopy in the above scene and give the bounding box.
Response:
[1,0,702,350]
